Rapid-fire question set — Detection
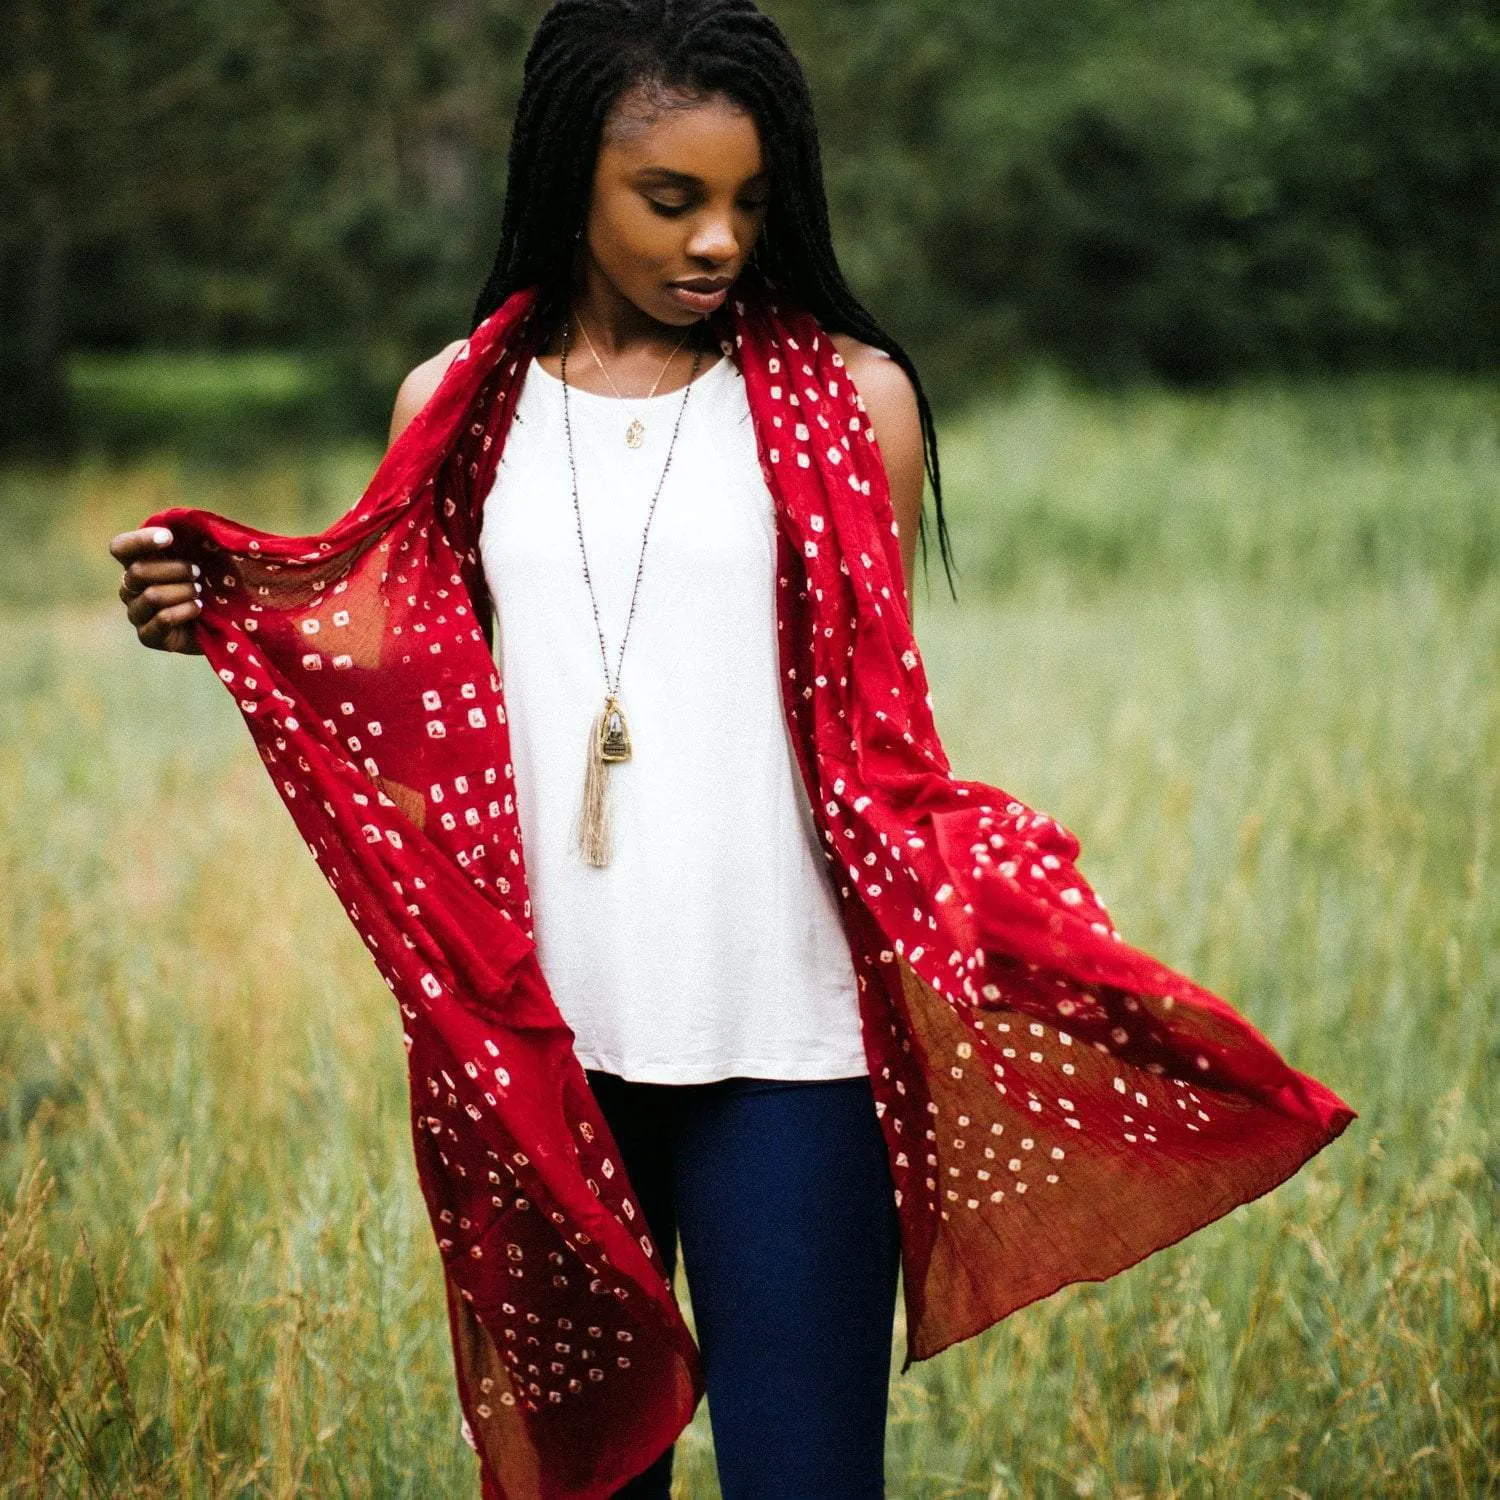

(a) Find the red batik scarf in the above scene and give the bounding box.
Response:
[144,264,1353,1499]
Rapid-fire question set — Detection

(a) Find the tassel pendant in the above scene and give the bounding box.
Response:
[577,694,631,867]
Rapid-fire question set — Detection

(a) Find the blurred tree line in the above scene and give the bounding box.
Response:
[2,0,1496,451]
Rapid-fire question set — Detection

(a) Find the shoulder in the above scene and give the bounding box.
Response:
[389,338,468,449]
[827,332,926,603]
[829,332,911,403]
[829,332,924,488]
[829,334,922,459]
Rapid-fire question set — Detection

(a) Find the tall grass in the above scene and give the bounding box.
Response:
[931,368,1500,598]
[1,370,1496,1495]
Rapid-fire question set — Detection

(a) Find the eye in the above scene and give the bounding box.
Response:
[646,199,691,217]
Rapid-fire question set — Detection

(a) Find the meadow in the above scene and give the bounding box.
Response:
[1,366,1495,1496]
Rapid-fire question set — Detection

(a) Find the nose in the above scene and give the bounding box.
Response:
[686,213,740,266]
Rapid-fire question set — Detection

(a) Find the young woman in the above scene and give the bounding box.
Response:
[110,4,1352,1497]
[113,8,941,1494]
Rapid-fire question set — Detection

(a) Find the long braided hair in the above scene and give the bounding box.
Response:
[470,0,958,598]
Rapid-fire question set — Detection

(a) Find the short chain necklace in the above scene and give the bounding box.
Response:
[574,313,692,448]
[560,312,704,866]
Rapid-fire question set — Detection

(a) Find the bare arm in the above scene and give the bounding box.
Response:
[389,339,468,449]
[830,333,926,621]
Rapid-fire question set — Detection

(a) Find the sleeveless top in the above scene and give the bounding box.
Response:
[475,348,868,1084]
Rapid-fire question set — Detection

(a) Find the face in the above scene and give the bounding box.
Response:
[580,83,772,327]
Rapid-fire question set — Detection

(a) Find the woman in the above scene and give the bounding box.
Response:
[109,4,1353,1498]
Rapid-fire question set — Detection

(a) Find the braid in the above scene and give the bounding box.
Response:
[472,0,959,599]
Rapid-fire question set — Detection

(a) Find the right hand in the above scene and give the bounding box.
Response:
[108,526,205,654]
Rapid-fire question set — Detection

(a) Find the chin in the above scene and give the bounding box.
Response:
[653,297,709,325]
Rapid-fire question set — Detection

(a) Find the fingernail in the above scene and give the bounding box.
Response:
[191,562,201,577]
[152,528,172,545]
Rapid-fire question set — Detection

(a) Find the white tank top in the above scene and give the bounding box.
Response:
[476,348,868,1084]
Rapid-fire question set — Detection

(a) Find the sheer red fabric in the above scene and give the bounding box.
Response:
[143,267,1353,1498]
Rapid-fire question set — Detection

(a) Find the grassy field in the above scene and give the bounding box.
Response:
[1,368,1496,1496]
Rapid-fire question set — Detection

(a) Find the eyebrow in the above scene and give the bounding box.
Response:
[634,167,771,188]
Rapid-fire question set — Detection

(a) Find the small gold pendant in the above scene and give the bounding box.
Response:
[624,418,645,448]
[598,694,632,762]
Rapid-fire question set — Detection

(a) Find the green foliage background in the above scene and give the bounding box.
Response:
[3,0,1497,449]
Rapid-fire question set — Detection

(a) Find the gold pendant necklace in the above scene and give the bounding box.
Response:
[574,314,692,447]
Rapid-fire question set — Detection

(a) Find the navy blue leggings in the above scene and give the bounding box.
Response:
[584,1069,902,1500]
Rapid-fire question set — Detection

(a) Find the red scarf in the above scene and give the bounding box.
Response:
[144,267,1353,1499]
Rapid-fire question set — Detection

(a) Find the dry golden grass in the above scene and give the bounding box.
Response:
[2,379,1497,1495]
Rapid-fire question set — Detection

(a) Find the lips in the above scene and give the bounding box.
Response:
[666,280,732,313]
